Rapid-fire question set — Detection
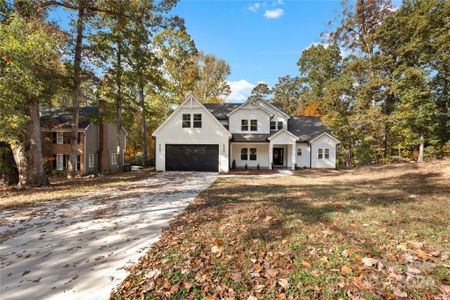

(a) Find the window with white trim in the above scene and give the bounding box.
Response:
[297,148,302,156]
[277,121,283,130]
[318,148,323,159]
[182,114,191,128]
[270,121,276,131]
[56,154,64,170]
[250,120,257,131]
[240,148,248,160]
[56,132,64,144]
[241,119,248,131]
[324,148,330,159]
[88,154,95,168]
[193,114,202,128]
[111,153,118,165]
[249,148,257,160]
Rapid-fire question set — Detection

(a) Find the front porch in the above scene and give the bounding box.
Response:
[230,142,297,170]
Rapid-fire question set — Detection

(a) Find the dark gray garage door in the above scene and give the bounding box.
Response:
[165,144,219,172]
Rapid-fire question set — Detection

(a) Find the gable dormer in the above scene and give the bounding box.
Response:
[226,100,273,134]
[253,99,290,132]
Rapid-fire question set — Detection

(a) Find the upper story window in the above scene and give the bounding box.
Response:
[277,121,283,130]
[270,121,276,131]
[250,120,257,131]
[182,114,191,128]
[193,114,202,128]
[241,119,248,131]
[56,132,64,144]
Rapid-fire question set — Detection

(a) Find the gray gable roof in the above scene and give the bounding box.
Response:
[232,133,271,142]
[288,116,330,142]
[203,103,240,120]
[40,106,99,129]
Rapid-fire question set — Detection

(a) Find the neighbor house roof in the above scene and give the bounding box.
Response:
[288,116,330,142]
[232,133,271,142]
[40,106,99,129]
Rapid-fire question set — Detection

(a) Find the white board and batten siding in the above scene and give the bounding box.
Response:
[231,144,269,168]
[228,102,271,134]
[153,96,231,172]
[295,143,310,168]
[310,133,339,168]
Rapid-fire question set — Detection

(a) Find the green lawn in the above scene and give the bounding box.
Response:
[112,160,450,300]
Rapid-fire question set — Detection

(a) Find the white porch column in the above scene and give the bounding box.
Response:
[291,143,296,170]
[268,142,273,169]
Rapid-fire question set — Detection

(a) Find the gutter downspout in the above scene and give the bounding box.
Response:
[309,142,312,168]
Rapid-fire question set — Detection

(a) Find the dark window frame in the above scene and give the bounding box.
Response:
[193,113,202,128]
[241,119,249,131]
[240,148,248,160]
[249,148,257,160]
[270,121,276,131]
[318,148,323,159]
[297,148,302,156]
[277,121,283,130]
[324,148,330,159]
[182,113,191,128]
[250,119,257,131]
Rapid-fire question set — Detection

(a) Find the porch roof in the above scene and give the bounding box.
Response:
[231,133,270,142]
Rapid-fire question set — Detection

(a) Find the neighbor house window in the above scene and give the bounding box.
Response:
[240,148,248,160]
[249,148,257,160]
[297,148,302,156]
[89,154,95,168]
[250,120,258,131]
[318,148,323,159]
[76,155,80,171]
[277,121,283,130]
[270,121,276,131]
[324,148,330,159]
[56,132,64,144]
[111,153,118,165]
[77,132,81,144]
[193,114,202,128]
[182,114,191,128]
[56,154,64,170]
[241,119,248,131]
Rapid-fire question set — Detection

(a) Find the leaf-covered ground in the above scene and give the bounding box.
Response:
[112,160,450,299]
[0,169,156,209]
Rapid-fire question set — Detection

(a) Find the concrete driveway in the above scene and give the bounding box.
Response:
[0,172,216,300]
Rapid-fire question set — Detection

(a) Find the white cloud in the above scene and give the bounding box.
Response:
[264,8,284,19]
[226,80,255,103]
[248,2,261,12]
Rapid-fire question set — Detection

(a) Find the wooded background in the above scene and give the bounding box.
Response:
[0,0,449,187]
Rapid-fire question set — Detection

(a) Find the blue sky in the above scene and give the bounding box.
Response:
[173,0,343,101]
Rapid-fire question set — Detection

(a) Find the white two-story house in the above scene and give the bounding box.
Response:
[152,94,339,172]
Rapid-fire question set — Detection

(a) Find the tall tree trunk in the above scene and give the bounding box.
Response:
[138,76,148,168]
[0,142,19,185]
[69,6,85,178]
[12,99,49,187]
[115,39,124,169]
[417,133,424,162]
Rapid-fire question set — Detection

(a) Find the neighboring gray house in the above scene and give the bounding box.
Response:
[40,107,127,175]
[152,95,339,172]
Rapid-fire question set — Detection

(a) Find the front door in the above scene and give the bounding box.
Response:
[273,148,284,166]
